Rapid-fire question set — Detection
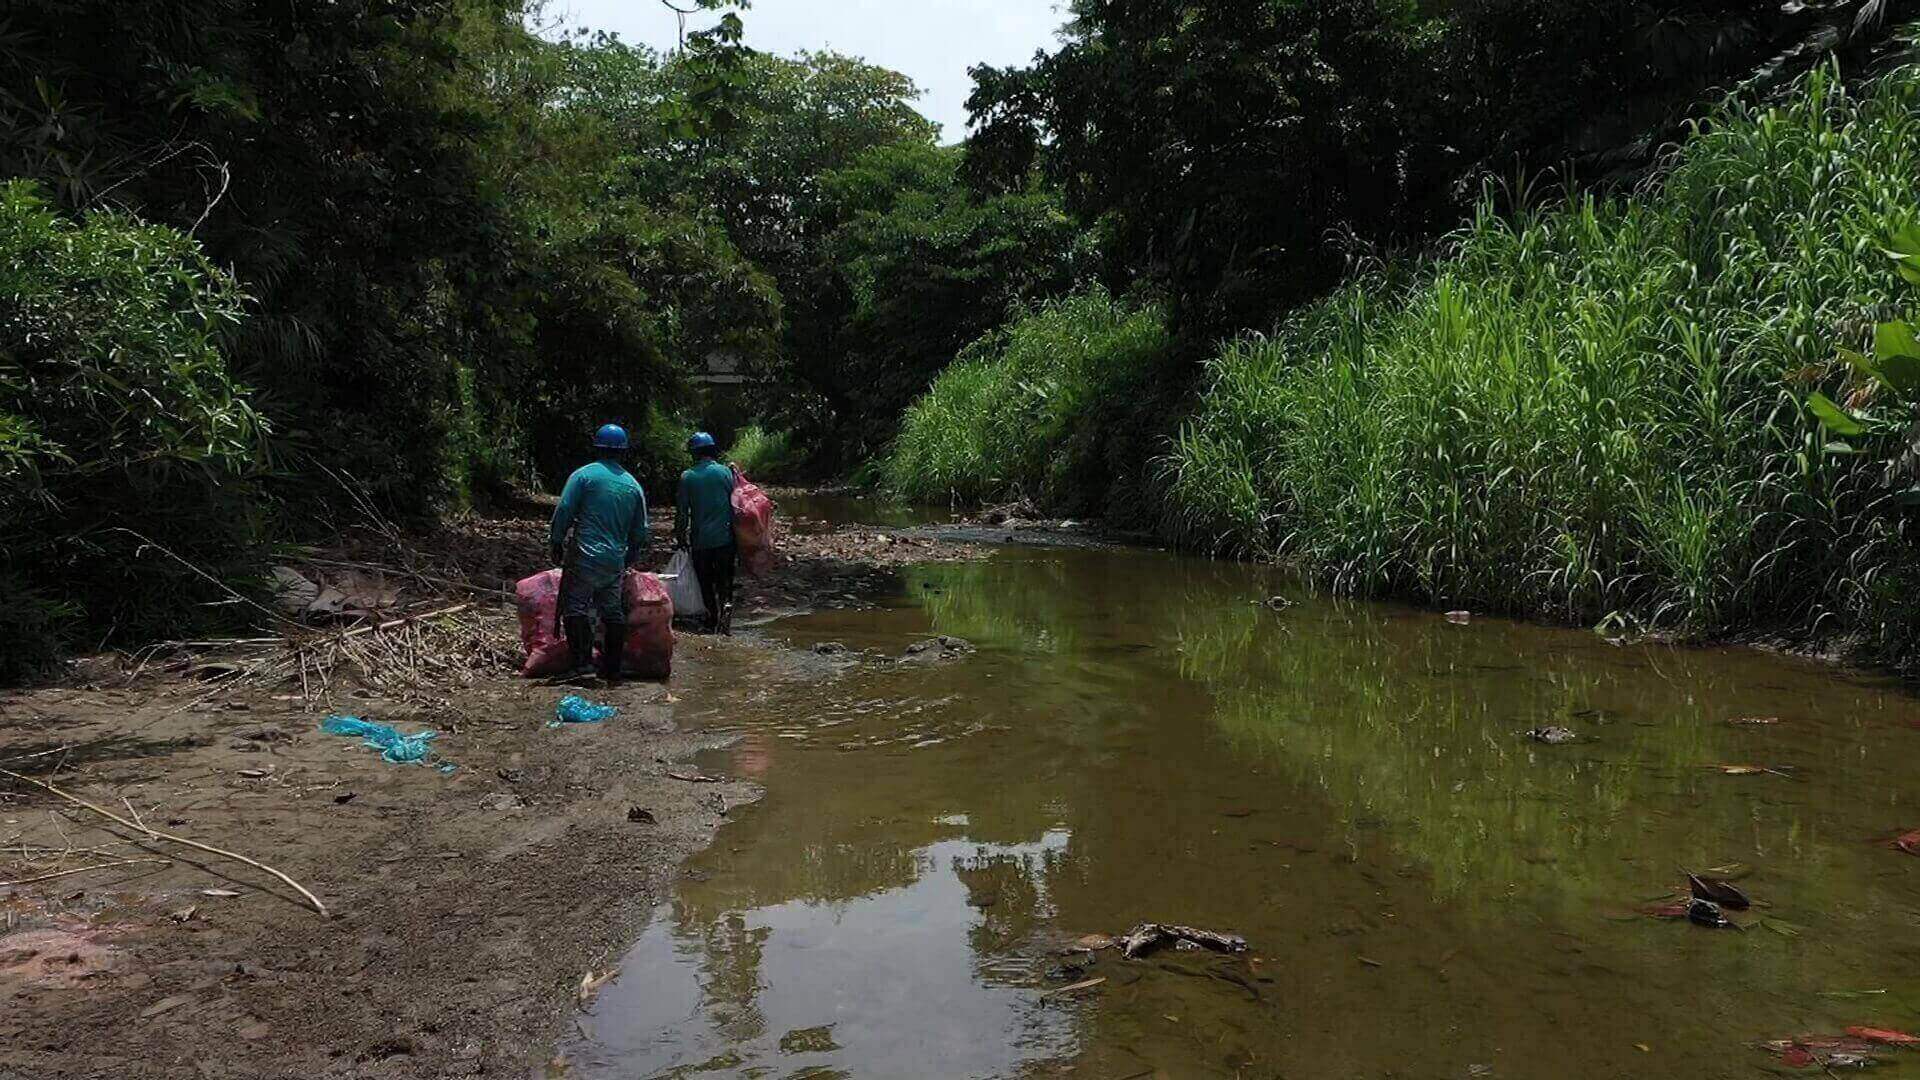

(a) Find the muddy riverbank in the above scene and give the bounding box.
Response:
[0,503,979,1080]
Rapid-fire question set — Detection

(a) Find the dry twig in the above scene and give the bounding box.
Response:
[0,858,172,888]
[0,769,329,916]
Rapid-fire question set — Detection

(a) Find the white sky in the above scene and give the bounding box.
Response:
[541,0,1066,141]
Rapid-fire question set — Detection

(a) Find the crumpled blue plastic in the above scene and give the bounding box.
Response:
[549,695,617,728]
[321,715,453,772]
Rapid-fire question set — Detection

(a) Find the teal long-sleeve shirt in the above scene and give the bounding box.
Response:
[676,459,736,550]
[550,459,649,585]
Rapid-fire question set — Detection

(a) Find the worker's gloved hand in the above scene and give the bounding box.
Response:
[550,543,565,568]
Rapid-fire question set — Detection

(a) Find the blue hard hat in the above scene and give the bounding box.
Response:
[593,424,629,450]
[686,431,717,453]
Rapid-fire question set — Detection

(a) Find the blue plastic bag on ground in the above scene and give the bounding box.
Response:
[551,695,617,728]
[321,715,453,771]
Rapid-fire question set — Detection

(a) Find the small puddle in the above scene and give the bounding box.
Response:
[568,531,1920,1078]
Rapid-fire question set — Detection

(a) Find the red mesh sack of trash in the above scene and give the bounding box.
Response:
[731,466,777,578]
[515,569,570,677]
[615,570,674,679]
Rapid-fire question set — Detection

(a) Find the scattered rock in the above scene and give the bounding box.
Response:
[902,637,975,663]
[479,793,524,813]
[626,807,657,824]
[812,641,847,656]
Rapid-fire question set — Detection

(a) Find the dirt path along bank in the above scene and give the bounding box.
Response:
[0,503,982,1080]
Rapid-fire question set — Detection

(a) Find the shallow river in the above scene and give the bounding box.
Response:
[568,504,1920,1079]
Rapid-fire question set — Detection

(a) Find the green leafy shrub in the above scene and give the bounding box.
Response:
[0,181,272,676]
[883,290,1170,510]
[1161,60,1920,660]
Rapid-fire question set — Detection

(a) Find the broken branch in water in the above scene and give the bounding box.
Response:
[1040,976,1106,998]
[0,768,328,916]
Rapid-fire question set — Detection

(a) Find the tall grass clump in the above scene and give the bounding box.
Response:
[728,425,799,483]
[1162,59,1920,659]
[883,289,1171,514]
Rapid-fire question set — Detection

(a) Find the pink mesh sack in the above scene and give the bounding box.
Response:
[731,466,777,578]
[618,570,675,679]
[515,569,570,677]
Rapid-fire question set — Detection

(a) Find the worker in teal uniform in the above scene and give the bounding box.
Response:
[676,431,737,635]
[550,424,650,682]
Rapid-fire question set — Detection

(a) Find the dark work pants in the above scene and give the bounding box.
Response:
[691,543,737,620]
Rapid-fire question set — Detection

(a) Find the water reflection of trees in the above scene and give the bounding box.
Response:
[604,545,1920,1078]
[1169,580,1920,941]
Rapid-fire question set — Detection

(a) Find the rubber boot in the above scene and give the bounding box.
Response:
[600,622,627,684]
[563,615,596,683]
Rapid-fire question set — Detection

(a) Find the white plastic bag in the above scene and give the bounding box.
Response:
[664,550,706,619]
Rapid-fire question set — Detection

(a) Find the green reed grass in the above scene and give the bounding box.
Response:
[1162,60,1920,661]
[883,289,1169,507]
[727,424,798,483]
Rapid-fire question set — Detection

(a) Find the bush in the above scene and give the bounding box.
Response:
[883,290,1170,511]
[1161,60,1920,658]
[728,425,799,483]
[0,181,272,676]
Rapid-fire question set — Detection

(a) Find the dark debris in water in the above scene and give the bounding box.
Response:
[1119,923,1249,959]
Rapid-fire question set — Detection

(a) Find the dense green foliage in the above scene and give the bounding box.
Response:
[726,425,800,484]
[791,144,1085,466]
[1162,62,1920,659]
[6,0,1916,674]
[968,0,1901,347]
[0,0,785,663]
[884,291,1170,517]
[0,183,270,675]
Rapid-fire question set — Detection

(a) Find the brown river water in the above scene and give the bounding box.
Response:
[565,502,1920,1079]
